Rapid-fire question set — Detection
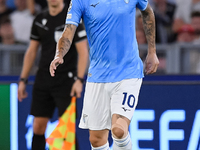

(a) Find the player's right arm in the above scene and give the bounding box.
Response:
[18,40,40,102]
[49,24,77,77]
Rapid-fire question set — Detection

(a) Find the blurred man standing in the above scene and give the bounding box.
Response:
[191,11,200,41]
[18,0,88,149]
[190,11,200,73]
[10,0,34,44]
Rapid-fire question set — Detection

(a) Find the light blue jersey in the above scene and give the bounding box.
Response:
[66,0,148,82]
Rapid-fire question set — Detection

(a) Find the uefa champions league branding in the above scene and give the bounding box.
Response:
[8,82,200,150]
[25,115,58,149]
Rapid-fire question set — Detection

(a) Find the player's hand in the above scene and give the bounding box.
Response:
[49,56,64,77]
[70,79,83,98]
[144,52,159,74]
[18,82,28,102]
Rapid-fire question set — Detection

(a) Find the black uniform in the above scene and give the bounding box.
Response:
[30,5,87,118]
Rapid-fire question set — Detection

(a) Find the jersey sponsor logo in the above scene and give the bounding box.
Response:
[90,2,100,7]
[42,19,47,26]
[83,114,88,123]
[124,0,129,3]
[122,107,131,112]
[67,14,72,19]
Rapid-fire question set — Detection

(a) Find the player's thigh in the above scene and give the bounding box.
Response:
[111,78,142,120]
[79,82,111,130]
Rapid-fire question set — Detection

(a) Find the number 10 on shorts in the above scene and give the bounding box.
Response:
[122,92,135,108]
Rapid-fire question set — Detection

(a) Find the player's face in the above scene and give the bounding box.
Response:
[47,0,63,7]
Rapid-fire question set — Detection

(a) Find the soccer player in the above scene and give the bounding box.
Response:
[18,0,88,149]
[50,0,159,149]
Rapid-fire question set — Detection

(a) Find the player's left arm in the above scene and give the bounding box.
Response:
[140,4,159,74]
[70,39,89,98]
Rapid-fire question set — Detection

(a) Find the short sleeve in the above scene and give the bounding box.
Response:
[73,21,87,43]
[66,0,83,26]
[136,0,148,11]
[30,18,40,41]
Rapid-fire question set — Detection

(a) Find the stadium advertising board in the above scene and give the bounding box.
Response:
[130,84,200,150]
[1,75,200,150]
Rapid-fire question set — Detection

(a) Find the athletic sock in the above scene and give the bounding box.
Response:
[32,134,46,150]
[112,132,132,150]
[91,141,110,150]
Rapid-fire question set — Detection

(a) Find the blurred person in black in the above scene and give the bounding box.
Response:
[190,11,200,73]
[17,0,88,149]
[176,24,197,73]
[149,0,176,74]
[153,0,176,43]
[191,11,200,42]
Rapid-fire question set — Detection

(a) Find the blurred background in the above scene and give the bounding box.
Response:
[0,0,200,150]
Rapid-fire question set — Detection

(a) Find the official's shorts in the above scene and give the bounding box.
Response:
[79,78,142,130]
[30,70,76,118]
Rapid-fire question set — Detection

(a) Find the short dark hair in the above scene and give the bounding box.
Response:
[191,11,200,18]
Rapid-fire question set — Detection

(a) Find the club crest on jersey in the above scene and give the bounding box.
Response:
[124,0,129,3]
[42,19,47,26]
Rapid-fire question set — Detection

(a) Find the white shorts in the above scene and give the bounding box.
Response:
[79,78,142,130]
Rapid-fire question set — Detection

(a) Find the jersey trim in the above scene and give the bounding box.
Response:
[30,34,40,40]
[66,21,79,26]
[140,1,148,11]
